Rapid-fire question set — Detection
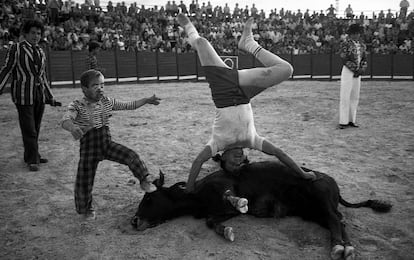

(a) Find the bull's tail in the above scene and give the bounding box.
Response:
[339,196,392,213]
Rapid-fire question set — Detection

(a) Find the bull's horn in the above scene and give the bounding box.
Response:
[153,170,165,187]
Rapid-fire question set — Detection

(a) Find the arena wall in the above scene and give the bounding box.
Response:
[0,49,413,88]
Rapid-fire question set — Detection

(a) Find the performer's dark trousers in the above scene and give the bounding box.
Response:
[15,99,45,165]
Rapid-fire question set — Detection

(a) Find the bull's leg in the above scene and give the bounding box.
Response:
[326,212,345,260]
[223,190,248,213]
[206,215,238,242]
[330,245,345,260]
[248,194,288,218]
[341,220,356,260]
[249,195,274,217]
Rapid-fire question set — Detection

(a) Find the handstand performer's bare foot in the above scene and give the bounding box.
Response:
[238,17,259,54]
[302,170,320,181]
[177,13,199,45]
[305,171,316,180]
[177,13,191,27]
[140,179,157,193]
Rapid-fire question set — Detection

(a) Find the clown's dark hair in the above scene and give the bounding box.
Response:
[80,69,103,88]
[22,19,44,34]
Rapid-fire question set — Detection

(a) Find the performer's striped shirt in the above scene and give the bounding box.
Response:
[62,96,142,129]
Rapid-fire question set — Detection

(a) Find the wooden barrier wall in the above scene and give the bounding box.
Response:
[0,49,413,87]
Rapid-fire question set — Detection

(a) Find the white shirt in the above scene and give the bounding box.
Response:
[207,103,264,154]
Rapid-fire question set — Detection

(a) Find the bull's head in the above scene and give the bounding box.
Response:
[131,171,189,231]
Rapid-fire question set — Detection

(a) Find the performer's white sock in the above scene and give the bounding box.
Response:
[244,36,262,57]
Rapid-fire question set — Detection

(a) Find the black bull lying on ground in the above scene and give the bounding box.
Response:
[131,161,392,260]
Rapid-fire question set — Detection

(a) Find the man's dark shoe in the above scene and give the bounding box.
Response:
[39,158,48,163]
[338,124,348,129]
[348,122,359,128]
[29,164,39,171]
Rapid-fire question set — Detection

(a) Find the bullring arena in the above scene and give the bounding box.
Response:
[0,79,413,259]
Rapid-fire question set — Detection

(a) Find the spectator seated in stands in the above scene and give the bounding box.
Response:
[0,0,413,54]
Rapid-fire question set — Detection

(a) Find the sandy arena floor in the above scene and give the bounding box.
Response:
[0,80,413,259]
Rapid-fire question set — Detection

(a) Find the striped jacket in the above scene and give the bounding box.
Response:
[85,54,98,70]
[0,40,54,105]
[339,37,368,73]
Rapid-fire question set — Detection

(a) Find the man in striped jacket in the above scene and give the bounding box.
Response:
[0,19,60,172]
[61,69,161,220]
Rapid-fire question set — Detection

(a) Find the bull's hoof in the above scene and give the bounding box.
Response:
[330,245,345,260]
[238,198,248,213]
[344,246,355,260]
[224,227,235,242]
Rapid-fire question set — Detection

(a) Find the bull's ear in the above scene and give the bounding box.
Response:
[153,170,165,188]
[212,153,222,162]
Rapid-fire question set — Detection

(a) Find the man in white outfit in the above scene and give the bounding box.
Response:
[339,23,367,129]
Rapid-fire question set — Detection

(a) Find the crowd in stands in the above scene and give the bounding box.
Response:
[1,0,414,54]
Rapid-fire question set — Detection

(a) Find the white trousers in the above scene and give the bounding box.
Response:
[339,66,361,125]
